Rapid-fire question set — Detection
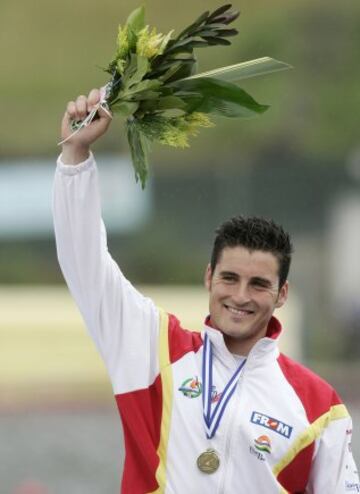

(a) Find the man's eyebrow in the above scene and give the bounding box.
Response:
[251,276,273,286]
[219,270,239,277]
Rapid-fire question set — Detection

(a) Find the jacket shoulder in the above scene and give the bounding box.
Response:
[167,313,203,364]
[277,353,342,422]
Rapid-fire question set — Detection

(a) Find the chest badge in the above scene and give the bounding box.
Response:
[179,376,202,398]
[250,411,293,439]
[249,435,272,461]
[254,435,272,453]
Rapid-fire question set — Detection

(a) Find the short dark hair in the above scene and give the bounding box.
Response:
[210,216,293,289]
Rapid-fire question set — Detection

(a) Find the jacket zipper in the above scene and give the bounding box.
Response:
[217,372,244,494]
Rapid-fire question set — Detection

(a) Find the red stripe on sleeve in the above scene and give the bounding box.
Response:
[277,442,314,494]
[167,313,203,364]
[276,353,342,492]
[115,375,163,494]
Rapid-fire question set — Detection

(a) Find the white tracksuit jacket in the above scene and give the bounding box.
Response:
[53,153,359,494]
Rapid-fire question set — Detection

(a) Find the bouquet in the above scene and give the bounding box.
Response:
[61,4,291,188]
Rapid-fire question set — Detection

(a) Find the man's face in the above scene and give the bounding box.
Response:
[205,246,288,355]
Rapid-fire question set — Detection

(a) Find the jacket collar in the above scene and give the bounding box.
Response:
[203,316,282,370]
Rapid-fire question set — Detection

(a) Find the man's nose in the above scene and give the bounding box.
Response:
[231,282,251,305]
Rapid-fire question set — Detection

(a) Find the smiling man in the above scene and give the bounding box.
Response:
[53,89,359,493]
[205,220,289,356]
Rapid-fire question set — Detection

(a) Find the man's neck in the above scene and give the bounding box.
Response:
[222,331,267,357]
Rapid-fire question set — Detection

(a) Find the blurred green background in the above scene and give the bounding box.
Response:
[1,0,359,490]
[1,0,360,158]
[2,0,360,359]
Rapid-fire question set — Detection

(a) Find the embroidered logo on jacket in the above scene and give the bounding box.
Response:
[249,435,271,461]
[250,411,293,439]
[179,376,202,398]
[211,385,223,403]
[254,435,272,453]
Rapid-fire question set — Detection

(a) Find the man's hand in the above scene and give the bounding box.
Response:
[61,88,112,165]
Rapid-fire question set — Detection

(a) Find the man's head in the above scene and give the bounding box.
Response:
[205,216,293,355]
[210,216,293,289]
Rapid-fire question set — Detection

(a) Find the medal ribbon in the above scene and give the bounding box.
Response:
[202,333,246,439]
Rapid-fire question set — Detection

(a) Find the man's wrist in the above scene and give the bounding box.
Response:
[61,144,90,165]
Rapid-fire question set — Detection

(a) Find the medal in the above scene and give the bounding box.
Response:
[197,449,220,474]
[195,334,246,474]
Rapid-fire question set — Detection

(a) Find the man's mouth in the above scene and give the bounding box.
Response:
[224,304,254,316]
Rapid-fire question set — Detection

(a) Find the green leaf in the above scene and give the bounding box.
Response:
[183,57,292,83]
[197,30,220,37]
[125,79,162,96]
[191,10,210,27]
[169,77,269,117]
[132,89,162,101]
[203,37,231,46]
[166,37,197,53]
[110,101,139,117]
[126,5,145,34]
[127,55,149,87]
[201,22,230,30]
[139,97,187,115]
[158,29,174,55]
[157,95,187,110]
[167,40,209,54]
[167,62,196,82]
[127,26,138,52]
[158,62,185,82]
[126,118,150,188]
[216,11,240,25]
[207,4,232,23]
[198,28,238,39]
[122,54,139,86]
[176,10,210,40]
[159,109,187,118]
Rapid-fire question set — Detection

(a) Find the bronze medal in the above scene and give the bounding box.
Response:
[197,448,220,474]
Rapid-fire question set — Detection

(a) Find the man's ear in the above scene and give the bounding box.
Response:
[204,264,212,291]
[275,280,289,308]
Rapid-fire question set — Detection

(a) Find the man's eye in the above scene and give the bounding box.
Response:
[222,276,236,282]
[258,284,273,291]
[252,280,269,289]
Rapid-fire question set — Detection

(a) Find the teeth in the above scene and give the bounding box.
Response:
[226,306,251,316]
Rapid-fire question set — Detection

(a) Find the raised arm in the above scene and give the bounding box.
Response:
[53,89,160,394]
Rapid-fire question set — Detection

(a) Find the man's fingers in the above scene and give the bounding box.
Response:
[60,88,112,146]
[66,88,105,122]
[66,96,87,122]
[66,101,76,120]
[88,88,101,111]
[75,95,88,120]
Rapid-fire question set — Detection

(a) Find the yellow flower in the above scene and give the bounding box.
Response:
[137,112,214,149]
[136,26,173,59]
[185,113,215,136]
[116,24,129,60]
[157,123,190,148]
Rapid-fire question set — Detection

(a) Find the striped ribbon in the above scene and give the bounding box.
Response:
[202,333,246,439]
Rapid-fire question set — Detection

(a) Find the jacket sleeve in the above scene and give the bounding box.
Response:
[52,152,160,395]
[306,412,359,493]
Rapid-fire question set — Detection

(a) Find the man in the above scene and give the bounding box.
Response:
[53,89,359,493]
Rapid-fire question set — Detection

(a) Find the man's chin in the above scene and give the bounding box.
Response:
[218,323,251,341]
[222,330,249,342]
